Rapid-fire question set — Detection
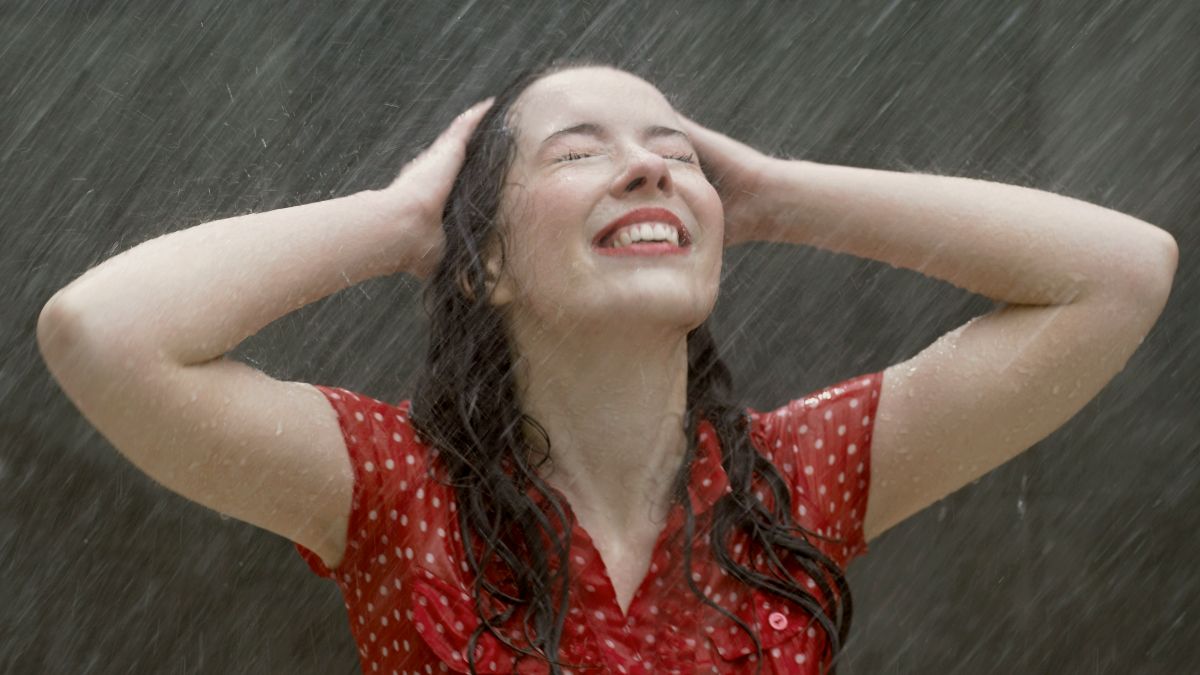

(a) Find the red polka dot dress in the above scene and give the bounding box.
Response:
[294,371,884,674]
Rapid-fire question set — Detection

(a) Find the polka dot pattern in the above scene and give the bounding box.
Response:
[747,371,883,570]
[292,373,883,674]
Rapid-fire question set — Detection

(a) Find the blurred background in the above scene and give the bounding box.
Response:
[4,1,1197,672]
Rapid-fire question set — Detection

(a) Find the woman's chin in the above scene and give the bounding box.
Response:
[587,290,715,330]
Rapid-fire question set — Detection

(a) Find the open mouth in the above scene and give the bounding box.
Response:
[591,206,692,250]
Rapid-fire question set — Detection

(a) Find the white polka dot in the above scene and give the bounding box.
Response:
[823,410,833,421]
[848,443,857,455]
[364,461,375,472]
[804,465,814,476]
[373,412,384,422]
[425,552,434,564]
[849,399,859,408]
[392,432,403,442]
[815,438,824,449]
[406,454,415,465]
[837,424,846,436]
[354,411,364,422]
[385,459,395,470]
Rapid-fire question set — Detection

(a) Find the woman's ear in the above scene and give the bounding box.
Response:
[457,239,513,306]
[483,239,514,306]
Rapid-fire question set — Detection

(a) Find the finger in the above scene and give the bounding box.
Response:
[452,97,495,132]
[679,114,755,160]
[419,98,493,161]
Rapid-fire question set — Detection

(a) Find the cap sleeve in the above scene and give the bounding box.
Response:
[294,385,428,580]
[748,370,884,567]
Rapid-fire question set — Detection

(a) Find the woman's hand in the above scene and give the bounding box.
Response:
[380,97,495,279]
[676,115,783,247]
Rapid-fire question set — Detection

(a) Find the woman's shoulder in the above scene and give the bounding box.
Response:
[744,371,884,566]
[294,385,437,579]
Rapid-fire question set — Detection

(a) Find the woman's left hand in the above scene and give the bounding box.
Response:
[676,115,783,247]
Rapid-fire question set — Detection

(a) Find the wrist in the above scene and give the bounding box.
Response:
[354,188,425,277]
[753,158,821,246]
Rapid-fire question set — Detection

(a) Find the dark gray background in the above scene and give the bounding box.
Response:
[4,1,1197,673]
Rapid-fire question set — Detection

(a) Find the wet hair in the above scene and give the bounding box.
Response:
[409,57,854,674]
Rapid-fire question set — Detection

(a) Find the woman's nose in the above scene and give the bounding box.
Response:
[611,147,674,197]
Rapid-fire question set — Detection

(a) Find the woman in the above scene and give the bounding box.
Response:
[36,57,1177,674]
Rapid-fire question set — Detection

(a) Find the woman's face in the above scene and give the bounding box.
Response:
[488,67,724,335]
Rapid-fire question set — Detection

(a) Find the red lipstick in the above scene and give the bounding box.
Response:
[591,207,691,248]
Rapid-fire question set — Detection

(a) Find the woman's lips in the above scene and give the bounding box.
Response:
[592,206,691,247]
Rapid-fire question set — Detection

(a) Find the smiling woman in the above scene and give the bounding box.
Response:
[42,47,1172,675]
[359,57,876,674]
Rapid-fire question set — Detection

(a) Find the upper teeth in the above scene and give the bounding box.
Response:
[606,222,681,248]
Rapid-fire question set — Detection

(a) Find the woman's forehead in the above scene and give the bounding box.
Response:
[510,69,676,141]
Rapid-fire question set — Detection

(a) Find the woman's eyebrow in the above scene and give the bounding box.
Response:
[539,122,689,147]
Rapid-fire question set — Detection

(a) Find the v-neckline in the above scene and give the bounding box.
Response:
[523,417,729,621]
[563,496,688,620]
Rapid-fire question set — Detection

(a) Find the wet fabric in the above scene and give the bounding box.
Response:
[295,371,884,674]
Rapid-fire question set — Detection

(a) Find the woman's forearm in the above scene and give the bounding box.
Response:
[42,188,416,366]
[758,160,1177,304]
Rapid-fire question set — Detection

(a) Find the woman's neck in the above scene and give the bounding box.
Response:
[511,320,692,533]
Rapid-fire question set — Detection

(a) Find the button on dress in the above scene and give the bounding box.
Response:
[295,371,884,674]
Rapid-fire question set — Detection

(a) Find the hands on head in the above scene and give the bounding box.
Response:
[674,114,783,249]
[382,97,496,280]
[382,98,786,280]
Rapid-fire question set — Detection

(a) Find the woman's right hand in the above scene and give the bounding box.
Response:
[380,97,495,279]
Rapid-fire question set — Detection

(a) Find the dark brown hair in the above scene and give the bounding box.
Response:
[409,56,854,674]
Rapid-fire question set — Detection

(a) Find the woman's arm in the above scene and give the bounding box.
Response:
[41,187,416,366]
[678,115,1178,541]
[754,160,1177,304]
[35,100,492,567]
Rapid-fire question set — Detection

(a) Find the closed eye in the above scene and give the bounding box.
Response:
[554,151,696,163]
[556,150,594,162]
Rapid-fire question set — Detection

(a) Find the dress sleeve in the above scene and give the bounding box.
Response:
[293,385,426,581]
[747,370,885,568]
